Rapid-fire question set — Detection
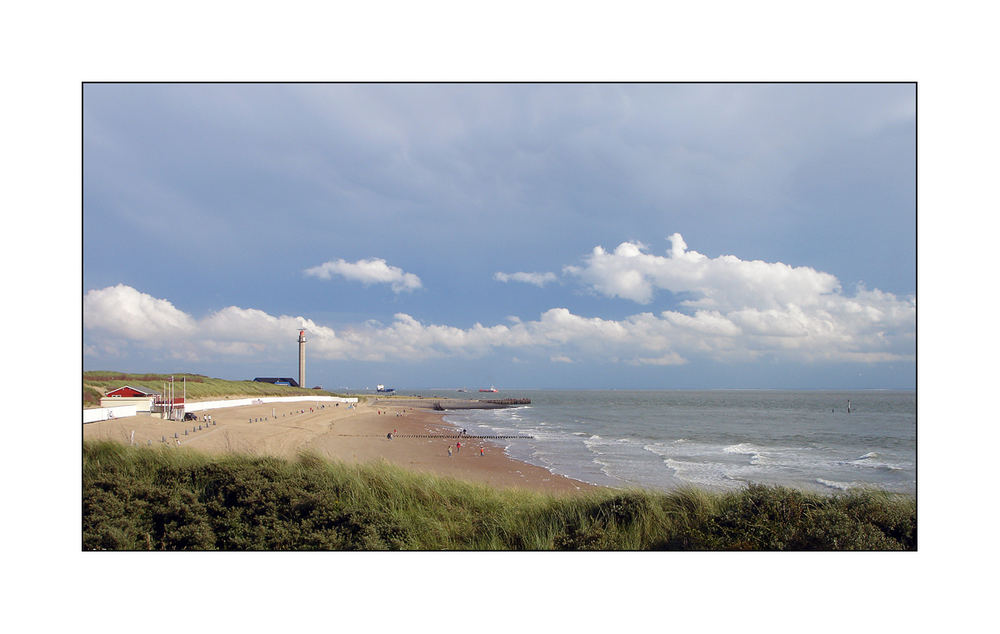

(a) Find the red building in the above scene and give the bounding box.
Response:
[105,385,160,398]
[100,385,162,413]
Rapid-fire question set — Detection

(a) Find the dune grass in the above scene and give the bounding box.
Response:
[83,371,347,407]
[83,441,916,551]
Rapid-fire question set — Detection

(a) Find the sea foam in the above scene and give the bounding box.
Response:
[816,478,859,491]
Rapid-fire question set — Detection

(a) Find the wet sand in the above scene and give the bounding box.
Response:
[83,399,597,494]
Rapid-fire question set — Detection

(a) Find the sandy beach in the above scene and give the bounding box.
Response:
[83,399,596,494]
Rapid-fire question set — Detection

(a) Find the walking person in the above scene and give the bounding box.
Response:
[456,441,461,454]
[447,446,453,457]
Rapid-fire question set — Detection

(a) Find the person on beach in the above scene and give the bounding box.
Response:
[448,446,453,457]
[456,441,461,453]
[480,447,485,457]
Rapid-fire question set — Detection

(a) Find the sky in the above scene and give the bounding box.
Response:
[83,82,916,390]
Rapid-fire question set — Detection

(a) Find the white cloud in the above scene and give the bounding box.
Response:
[85,271,914,367]
[630,352,687,366]
[84,285,342,364]
[83,284,195,340]
[565,233,840,310]
[551,234,917,362]
[494,271,558,287]
[303,257,422,292]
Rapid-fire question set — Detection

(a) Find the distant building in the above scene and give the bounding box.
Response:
[106,385,160,398]
[253,377,300,387]
[101,385,160,412]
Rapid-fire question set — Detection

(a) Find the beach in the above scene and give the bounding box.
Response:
[82,398,596,494]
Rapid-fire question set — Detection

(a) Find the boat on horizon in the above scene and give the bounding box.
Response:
[376,384,395,393]
[478,385,499,393]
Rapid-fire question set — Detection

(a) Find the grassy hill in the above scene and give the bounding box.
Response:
[83,441,917,551]
[84,371,347,407]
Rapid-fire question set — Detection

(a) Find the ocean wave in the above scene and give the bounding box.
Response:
[816,478,860,491]
[724,443,760,455]
[643,440,726,460]
[591,457,628,484]
[582,437,607,455]
[723,442,768,466]
[584,434,627,457]
[662,458,744,491]
[841,452,908,472]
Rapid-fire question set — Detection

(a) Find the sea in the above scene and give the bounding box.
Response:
[406,390,916,495]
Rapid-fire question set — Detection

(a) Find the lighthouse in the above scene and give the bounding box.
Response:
[298,328,307,388]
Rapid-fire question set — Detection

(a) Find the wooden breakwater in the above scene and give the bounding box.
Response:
[432,398,531,411]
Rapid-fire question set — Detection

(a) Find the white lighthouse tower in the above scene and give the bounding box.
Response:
[298,328,307,388]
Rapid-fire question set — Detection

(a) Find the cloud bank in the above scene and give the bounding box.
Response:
[304,257,422,292]
[85,230,915,368]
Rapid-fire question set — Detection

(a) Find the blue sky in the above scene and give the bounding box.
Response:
[83,83,915,389]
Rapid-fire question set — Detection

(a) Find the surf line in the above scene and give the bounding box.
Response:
[335,434,534,439]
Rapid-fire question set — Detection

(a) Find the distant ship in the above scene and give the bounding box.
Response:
[376,384,395,393]
[479,385,498,393]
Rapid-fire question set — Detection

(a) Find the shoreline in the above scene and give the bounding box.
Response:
[82,398,598,495]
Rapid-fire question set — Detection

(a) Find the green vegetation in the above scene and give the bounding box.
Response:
[83,441,916,551]
[83,385,103,407]
[83,371,346,407]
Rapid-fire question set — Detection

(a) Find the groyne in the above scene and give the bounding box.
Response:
[373,397,530,410]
